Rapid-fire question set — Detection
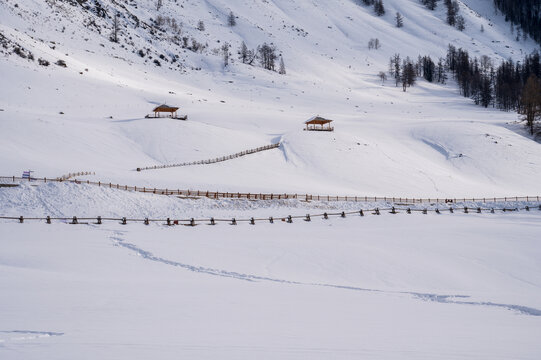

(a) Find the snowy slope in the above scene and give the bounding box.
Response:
[1,0,540,197]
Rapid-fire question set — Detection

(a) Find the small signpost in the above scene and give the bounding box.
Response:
[22,170,34,181]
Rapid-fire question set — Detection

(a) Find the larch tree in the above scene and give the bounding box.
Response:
[197,20,205,31]
[378,71,387,84]
[258,43,277,71]
[521,74,541,135]
[279,56,286,75]
[393,53,401,86]
[239,41,248,63]
[222,42,230,67]
[110,13,120,43]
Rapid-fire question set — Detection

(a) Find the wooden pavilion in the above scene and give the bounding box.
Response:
[152,104,180,118]
[305,116,334,131]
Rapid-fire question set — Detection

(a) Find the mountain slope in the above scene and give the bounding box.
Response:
[0,0,540,197]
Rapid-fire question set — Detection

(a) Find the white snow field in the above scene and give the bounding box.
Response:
[1,211,541,359]
[1,0,541,358]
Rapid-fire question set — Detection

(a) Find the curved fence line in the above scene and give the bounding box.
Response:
[2,175,540,204]
[136,143,281,171]
[56,171,95,181]
[2,205,540,226]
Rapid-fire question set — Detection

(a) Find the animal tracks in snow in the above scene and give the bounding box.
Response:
[0,330,64,343]
[110,233,541,317]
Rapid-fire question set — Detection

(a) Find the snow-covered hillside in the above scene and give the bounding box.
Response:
[1,0,540,197]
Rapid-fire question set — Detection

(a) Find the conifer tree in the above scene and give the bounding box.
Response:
[227,11,236,26]
[395,12,403,28]
[374,0,385,16]
[456,15,465,31]
[444,0,459,26]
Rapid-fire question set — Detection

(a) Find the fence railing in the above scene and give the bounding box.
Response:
[56,171,95,181]
[136,143,281,171]
[3,205,540,226]
[2,176,540,204]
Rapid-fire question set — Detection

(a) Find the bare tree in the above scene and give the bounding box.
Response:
[368,38,380,50]
[238,41,257,65]
[258,43,277,71]
[239,41,249,63]
[389,53,401,86]
[521,74,541,135]
[480,55,492,74]
[436,57,447,84]
[156,0,162,11]
[222,42,230,67]
[197,20,205,31]
[110,13,120,43]
[378,71,387,84]
[279,56,286,75]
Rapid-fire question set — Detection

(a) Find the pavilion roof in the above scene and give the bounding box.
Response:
[305,116,333,125]
[153,104,179,112]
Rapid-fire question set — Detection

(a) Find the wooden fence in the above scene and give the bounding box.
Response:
[2,176,540,204]
[3,205,541,226]
[136,143,281,171]
[56,171,95,181]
